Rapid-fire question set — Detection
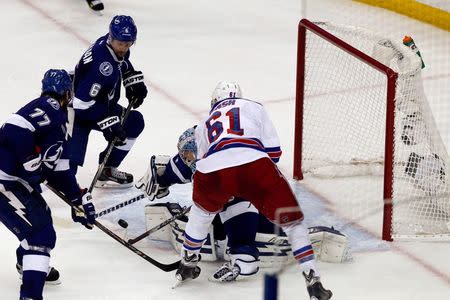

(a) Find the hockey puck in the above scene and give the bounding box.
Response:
[118,219,128,228]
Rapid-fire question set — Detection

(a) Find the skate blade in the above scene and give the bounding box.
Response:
[45,279,61,285]
[95,181,134,189]
[18,275,61,285]
[208,274,225,283]
[172,278,183,289]
[207,274,241,283]
[88,6,104,16]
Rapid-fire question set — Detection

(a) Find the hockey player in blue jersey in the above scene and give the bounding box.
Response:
[71,15,148,188]
[0,69,96,300]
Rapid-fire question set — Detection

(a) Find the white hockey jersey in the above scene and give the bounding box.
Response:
[195,98,282,173]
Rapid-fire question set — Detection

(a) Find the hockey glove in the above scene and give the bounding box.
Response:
[97,116,127,146]
[71,189,96,229]
[123,70,148,109]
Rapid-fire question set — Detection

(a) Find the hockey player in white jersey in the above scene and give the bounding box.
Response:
[139,116,349,284]
[170,81,332,299]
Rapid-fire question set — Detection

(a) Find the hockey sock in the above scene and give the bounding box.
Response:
[20,254,49,300]
[282,222,319,276]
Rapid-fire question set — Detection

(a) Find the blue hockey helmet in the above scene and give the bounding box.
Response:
[109,15,137,42]
[41,69,72,96]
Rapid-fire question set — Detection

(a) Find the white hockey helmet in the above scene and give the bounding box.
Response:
[211,81,242,108]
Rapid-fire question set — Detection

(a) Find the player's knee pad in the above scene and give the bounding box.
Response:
[184,204,216,240]
[23,222,57,254]
[281,221,309,244]
[69,125,90,166]
[125,110,145,138]
[19,224,55,277]
[189,203,216,225]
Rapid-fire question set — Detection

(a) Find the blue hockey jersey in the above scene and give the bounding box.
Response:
[73,34,134,123]
[0,96,80,199]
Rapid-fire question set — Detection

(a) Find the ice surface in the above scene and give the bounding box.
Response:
[0,0,449,299]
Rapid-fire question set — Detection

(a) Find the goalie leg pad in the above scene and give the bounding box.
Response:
[144,202,190,242]
[254,232,292,268]
[144,203,174,241]
[308,226,352,263]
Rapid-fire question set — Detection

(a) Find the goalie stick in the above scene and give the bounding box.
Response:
[45,184,180,272]
[128,206,191,245]
[88,100,135,192]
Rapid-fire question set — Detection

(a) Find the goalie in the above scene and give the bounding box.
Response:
[136,87,350,284]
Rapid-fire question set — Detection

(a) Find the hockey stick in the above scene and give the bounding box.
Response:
[95,193,146,218]
[88,100,135,192]
[128,206,191,245]
[46,184,180,272]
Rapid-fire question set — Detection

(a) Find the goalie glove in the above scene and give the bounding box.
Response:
[123,70,148,109]
[136,155,171,200]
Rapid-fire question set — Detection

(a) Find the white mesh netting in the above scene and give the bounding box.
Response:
[300,21,450,239]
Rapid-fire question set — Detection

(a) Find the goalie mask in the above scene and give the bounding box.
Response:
[211,81,242,108]
[177,127,197,171]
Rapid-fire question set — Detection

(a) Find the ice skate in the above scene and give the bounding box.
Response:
[16,263,61,285]
[96,166,134,189]
[86,0,104,11]
[303,270,332,300]
[209,262,240,282]
[173,250,201,288]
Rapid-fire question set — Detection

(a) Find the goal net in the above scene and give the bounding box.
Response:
[294,19,450,240]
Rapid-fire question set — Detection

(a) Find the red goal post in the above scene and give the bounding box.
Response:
[293,19,450,241]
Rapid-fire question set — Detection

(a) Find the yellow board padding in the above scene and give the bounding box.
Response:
[354,0,450,31]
